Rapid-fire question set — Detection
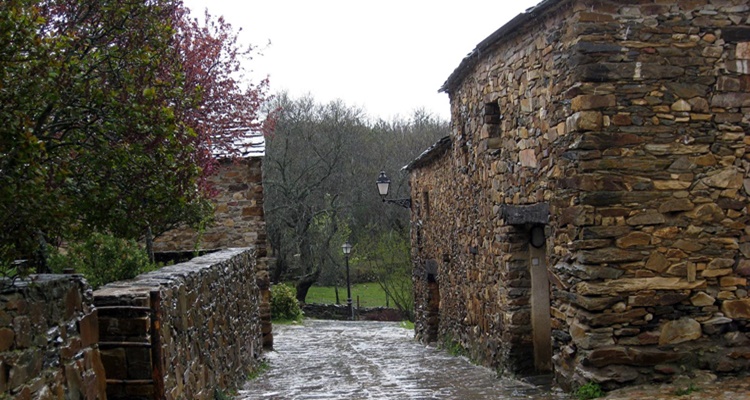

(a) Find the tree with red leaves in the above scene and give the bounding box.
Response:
[0,0,272,267]
[175,5,273,189]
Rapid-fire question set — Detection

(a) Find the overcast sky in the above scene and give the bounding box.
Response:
[182,0,542,121]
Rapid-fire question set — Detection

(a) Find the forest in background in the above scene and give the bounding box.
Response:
[263,92,450,317]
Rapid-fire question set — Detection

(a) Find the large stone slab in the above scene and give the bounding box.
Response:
[575,278,706,296]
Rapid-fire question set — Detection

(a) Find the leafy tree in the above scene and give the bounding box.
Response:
[175,6,273,184]
[0,0,271,269]
[47,232,156,289]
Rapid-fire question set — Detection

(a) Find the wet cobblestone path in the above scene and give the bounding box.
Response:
[236,319,568,399]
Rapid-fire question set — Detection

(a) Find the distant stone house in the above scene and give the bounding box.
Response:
[406,0,750,390]
[153,156,266,254]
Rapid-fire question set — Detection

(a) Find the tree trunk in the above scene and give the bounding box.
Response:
[271,256,287,283]
[295,269,320,303]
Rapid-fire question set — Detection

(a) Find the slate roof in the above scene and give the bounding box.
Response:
[402,136,452,171]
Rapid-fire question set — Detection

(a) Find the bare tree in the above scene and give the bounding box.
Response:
[264,93,449,304]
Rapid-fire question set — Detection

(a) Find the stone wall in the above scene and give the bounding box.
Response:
[410,0,576,377]
[0,275,106,399]
[153,156,273,350]
[153,157,266,253]
[94,248,262,399]
[411,0,750,391]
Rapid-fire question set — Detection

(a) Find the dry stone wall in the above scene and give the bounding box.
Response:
[411,0,750,391]
[94,248,262,399]
[554,0,750,389]
[0,275,106,399]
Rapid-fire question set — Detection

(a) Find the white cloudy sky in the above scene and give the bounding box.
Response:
[182,0,543,121]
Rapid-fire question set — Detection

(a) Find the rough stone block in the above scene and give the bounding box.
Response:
[0,328,14,352]
[571,94,616,111]
[582,308,648,327]
[723,27,750,43]
[577,248,644,264]
[78,310,99,348]
[615,232,651,248]
[519,149,538,168]
[711,92,750,108]
[566,111,602,132]
[659,318,702,345]
[721,299,750,319]
[628,292,689,307]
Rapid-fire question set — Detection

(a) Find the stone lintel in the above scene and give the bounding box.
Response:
[501,203,550,225]
[575,277,707,296]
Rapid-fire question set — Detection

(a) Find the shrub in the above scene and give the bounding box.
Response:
[576,382,605,400]
[271,283,302,321]
[48,233,156,289]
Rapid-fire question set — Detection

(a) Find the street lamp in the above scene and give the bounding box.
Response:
[342,241,354,320]
[376,171,411,209]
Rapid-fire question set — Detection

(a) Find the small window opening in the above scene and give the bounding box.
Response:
[484,102,501,124]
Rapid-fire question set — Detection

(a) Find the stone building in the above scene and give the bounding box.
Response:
[153,157,266,254]
[407,0,750,390]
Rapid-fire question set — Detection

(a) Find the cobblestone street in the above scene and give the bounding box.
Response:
[237,320,567,399]
[237,319,750,400]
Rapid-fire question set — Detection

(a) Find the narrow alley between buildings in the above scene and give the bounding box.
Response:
[236,320,566,399]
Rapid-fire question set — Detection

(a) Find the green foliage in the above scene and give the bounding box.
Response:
[270,283,303,322]
[0,245,28,288]
[48,233,156,289]
[247,360,270,380]
[675,383,700,396]
[0,0,268,269]
[358,231,414,320]
[263,93,449,295]
[576,382,605,400]
[213,388,236,400]
[440,335,468,358]
[399,320,415,330]
[0,0,206,265]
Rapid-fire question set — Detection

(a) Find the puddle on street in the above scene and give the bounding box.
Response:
[237,320,568,399]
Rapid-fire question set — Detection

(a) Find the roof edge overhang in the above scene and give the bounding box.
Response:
[439,0,562,94]
[402,136,452,172]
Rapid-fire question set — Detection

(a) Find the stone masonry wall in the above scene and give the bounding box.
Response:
[94,248,262,399]
[413,0,750,391]
[153,157,266,253]
[553,0,750,389]
[0,275,106,399]
[153,156,273,349]
[411,0,577,377]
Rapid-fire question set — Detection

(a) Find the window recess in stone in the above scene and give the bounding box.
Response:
[484,102,501,124]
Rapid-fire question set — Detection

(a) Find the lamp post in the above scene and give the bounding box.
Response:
[376,171,411,208]
[342,241,354,320]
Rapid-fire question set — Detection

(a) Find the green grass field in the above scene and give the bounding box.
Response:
[304,283,391,308]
